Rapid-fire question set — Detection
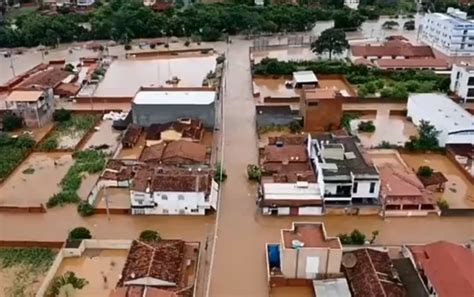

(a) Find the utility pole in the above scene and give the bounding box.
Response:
[9,54,16,77]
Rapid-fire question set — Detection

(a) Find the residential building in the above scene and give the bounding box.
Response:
[420,8,474,57]
[290,71,319,89]
[140,140,208,166]
[132,88,216,128]
[266,222,344,288]
[4,89,55,128]
[350,40,435,61]
[121,124,143,148]
[300,88,342,132]
[258,135,322,216]
[145,119,204,147]
[450,63,474,101]
[130,167,218,215]
[111,239,199,296]
[309,134,381,211]
[407,93,474,146]
[403,241,474,297]
[342,248,408,297]
[377,164,437,216]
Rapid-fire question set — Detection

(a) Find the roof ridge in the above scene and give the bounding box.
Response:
[365,249,388,297]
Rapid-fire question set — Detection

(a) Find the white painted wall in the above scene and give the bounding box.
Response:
[351,179,380,199]
[298,207,323,215]
[450,64,474,101]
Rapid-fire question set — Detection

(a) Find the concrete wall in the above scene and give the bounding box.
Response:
[281,247,342,279]
[132,103,215,128]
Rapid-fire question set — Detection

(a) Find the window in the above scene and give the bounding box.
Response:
[352,182,358,193]
[369,182,376,194]
[191,208,199,213]
[161,194,168,200]
[179,209,185,214]
[178,194,185,201]
[467,88,474,97]
[163,209,169,214]
[468,77,474,86]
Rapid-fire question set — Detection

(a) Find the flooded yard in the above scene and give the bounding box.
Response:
[368,149,409,169]
[117,133,146,160]
[401,153,474,209]
[95,188,130,209]
[0,153,73,207]
[42,114,98,150]
[94,55,217,97]
[252,47,316,63]
[81,120,121,155]
[350,114,418,148]
[53,249,128,297]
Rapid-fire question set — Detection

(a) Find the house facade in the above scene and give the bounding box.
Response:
[130,167,218,215]
[420,8,474,57]
[450,63,474,101]
[4,89,54,128]
[309,134,381,212]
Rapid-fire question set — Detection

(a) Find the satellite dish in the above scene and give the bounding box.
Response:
[342,253,357,268]
[291,240,305,249]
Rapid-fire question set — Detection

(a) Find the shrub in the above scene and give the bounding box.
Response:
[53,109,72,122]
[46,191,80,208]
[417,166,433,177]
[375,141,398,149]
[69,227,92,240]
[124,44,132,50]
[247,164,262,181]
[77,201,95,217]
[289,120,303,133]
[64,63,75,72]
[341,113,358,131]
[41,137,59,152]
[437,199,449,210]
[404,120,440,151]
[139,230,161,242]
[357,120,376,132]
[164,43,169,48]
[16,134,35,149]
[214,163,227,184]
[2,112,23,131]
[216,54,225,64]
[338,229,367,245]
[150,43,156,49]
[184,40,190,47]
[47,271,88,297]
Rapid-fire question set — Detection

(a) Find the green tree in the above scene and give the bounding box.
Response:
[405,120,440,151]
[77,201,95,217]
[404,20,415,30]
[46,271,88,297]
[214,163,227,184]
[333,9,365,30]
[53,109,72,122]
[369,230,379,244]
[382,20,399,29]
[437,199,449,210]
[247,164,262,181]
[311,28,349,60]
[2,112,23,131]
[69,227,92,240]
[417,166,433,177]
[139,230,161,242]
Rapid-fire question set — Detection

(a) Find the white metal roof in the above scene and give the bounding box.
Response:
[408,93,474,132]
[293,71,318,84]
[263,183,321,200]
[133,90,215,105]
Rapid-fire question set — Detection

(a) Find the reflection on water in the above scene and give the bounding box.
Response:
[0,153,73,206]
[252,47,316,63]
[253,77,299,102]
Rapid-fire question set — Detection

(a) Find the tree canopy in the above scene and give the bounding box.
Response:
[311,28,349,60]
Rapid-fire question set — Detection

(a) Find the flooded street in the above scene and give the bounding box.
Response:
[0,153,73,206]
[81,120,121,154]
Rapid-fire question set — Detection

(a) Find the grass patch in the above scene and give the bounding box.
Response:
[0,133,36,180]
[47,150,106,208]
[41,114,97,150]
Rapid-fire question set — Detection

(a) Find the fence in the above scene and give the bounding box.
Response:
[440,208,474,217]
[0,205,46,213]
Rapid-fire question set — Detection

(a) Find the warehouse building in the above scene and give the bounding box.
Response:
[132,87,216,128]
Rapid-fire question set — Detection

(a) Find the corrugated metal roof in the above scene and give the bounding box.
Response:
[313,278,351,297]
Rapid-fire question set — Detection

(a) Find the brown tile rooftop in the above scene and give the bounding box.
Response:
[140,140,207,165]
[263,145,308,163]
[351,42,434,58]
[146,120,204,142]
[408,241,474,297]
[122,124,143,148]
[343,249,408,297]
[268,135,306,146]
[101,160,136,181]
[16,67,71,89]
[282,223,341,249]
[378,164,435,206]
[375,58,449,69]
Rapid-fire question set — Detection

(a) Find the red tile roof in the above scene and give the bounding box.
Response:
[122,124,143,148]
[378,164,435,206]
[146,120,204,142]
[140,140,207,165]
[16,68,71,89]
[375,58,449,69]
[409,241,474,297]
[263,145,308,163]
[343,249,408,297]
[351,43,434,58]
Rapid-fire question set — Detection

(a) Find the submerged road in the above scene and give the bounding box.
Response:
[0,39,472,297]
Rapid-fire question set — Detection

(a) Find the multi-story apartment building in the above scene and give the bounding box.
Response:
[420,8,474,57]
[309,134,381,212]
[450,63,474,101]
